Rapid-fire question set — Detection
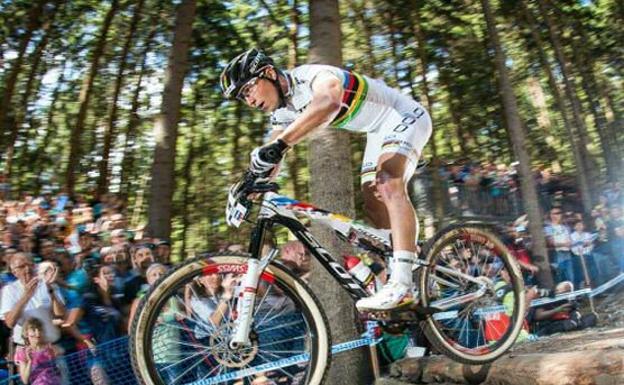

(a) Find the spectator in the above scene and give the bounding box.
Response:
[154,240,172,266]
[280,241,311,278]
[125,245,154,306]
[14,317,62,385]
[127,263,168,332]
[73,265,124,349]
[544,207,574,284]
[102,245,132,294]
[530,281,597,336]
[570,219,599,288]
[0,253,65,346]
[607,205,624,272]
[37,239,56,263]
[184,271,237,338]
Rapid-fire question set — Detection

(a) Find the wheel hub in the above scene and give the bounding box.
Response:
[209,323,258,368]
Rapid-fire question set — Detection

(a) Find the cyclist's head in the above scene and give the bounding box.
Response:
[220,48,286,110]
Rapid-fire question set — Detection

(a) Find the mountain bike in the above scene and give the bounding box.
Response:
[130,170,526,385]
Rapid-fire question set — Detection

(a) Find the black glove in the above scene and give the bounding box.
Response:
[249,139,290,175]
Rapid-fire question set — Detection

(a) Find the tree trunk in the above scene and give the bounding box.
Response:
[288,0,299,68]
[180,95,200,259]
[65,0,120,195]
[286,0,306,199]
[3,28,50,181]
[481,0,553,289]
[307,0,373,384]
[350,0,378,77]
[386,6,402,87]
[409,1,445,229]
[535,0,595,212]
[97,0,145,195]
[569,23,622,182]
[0,0,46,149]
[518,0,593,213]
[146,0,196,239]
[119,24,158,199]
[33,64,66,193]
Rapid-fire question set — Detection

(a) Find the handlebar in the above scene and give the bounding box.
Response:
[234,170,280,199]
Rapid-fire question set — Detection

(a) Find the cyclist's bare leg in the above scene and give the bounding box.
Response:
[375,153,417,254]
[356,152,418,311]
[362,182,391,229]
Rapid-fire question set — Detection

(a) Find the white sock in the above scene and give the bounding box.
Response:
[389,250,416,286]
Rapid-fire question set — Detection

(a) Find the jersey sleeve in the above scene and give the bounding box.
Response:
[270,108,296,129]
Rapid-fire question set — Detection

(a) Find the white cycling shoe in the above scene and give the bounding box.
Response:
[355,280,414,312]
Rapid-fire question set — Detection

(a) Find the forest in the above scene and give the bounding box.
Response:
[0,0,622,262]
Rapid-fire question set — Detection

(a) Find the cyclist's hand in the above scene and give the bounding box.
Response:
[249,139,290,175]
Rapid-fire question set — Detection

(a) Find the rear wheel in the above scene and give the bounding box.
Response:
[418,225,525,364]
[130,253,331,385]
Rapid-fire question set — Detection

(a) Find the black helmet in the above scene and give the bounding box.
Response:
[220,48,276,99]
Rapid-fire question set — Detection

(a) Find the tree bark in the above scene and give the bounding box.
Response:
[3,28,50,181]
[146,0,196,239]
[33,66,66,194]
[535,0,595,212]
[120,23,158,199]
[0,0,46,149]
[481,0,553,289]
[97,0,145,195]
[350,0,378,77]
[286,0,305,199]
[409,0,446,229]
[518,0,593,213]
[307,0,373,384]
[65,0,120,195]
[569,22,622,182]
[179,94,200,259]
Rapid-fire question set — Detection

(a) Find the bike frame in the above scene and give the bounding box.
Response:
[230,192,490,346]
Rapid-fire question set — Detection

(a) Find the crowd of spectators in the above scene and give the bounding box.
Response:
[0,191,172,384]
[0,189,317,384]
[0,172,622,382]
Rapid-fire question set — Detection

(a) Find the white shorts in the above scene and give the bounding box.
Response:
[360,98,432,185]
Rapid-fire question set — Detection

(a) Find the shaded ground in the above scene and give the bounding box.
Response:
[382,291,624,385]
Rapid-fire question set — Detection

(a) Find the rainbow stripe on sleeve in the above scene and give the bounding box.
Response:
[332,70,369,128]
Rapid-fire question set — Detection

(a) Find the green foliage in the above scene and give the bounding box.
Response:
[0,0,621,258]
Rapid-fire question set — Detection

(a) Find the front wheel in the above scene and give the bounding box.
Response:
[418,225,526,364]
[130,253,331,385]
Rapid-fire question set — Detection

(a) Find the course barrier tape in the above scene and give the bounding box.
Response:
[190,333,380,384]
[473,273,624,317]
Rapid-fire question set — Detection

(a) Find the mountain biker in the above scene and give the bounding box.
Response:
[220,48,432,311]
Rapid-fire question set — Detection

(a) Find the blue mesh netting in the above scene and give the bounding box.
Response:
[0,336,137,385]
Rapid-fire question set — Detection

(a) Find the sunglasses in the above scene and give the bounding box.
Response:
[236,77,260,101]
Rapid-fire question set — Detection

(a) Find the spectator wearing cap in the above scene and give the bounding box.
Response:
[154,240,172,266]
[0,253,65,346]
[74,229,100,266]
[545,207,575,284]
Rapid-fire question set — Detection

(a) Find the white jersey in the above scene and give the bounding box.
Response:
[271,64,433,185]
[271,64,416,133]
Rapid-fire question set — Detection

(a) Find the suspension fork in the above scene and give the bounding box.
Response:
[230,218,275,347]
